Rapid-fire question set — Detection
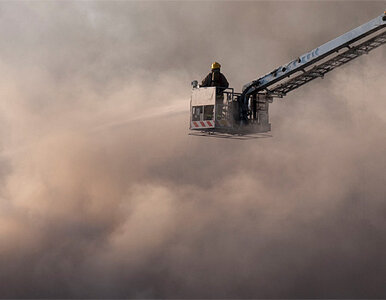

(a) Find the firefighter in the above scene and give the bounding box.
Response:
[201,62,229,94]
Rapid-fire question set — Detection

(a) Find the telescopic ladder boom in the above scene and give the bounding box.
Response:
[242,12,386,98]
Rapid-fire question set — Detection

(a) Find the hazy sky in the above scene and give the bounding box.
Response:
[0,1,385,298]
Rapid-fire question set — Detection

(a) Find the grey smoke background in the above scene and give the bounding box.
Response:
[0,1,386,298]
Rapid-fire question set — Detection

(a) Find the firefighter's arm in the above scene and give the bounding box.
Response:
[222,74,229,88]
[201,74,211,87]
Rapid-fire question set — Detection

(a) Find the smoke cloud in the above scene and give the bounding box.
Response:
[0,1,385,298]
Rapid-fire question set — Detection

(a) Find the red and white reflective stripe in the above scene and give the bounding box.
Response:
[191,120,214,128]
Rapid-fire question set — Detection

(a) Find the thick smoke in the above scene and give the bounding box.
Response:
[0,1,386,298]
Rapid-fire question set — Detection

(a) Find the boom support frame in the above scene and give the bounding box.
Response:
[242,13,386,98]
[268,30,386,97]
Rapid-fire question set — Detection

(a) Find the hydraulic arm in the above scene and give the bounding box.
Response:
[242,12,386,99]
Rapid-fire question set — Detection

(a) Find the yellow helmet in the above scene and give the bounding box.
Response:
[211,61,221,70]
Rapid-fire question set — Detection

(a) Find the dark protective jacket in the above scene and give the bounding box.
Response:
[201,70,229,93]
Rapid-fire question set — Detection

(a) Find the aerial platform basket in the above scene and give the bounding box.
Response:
[190,86,271,135]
